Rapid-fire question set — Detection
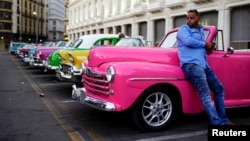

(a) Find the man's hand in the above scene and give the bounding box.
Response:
[205,42,214,55]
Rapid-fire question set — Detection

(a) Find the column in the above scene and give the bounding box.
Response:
[223,9,230,50]
[147,20,154,45]
[96,29,100,34]
[121,25,126,34]
[132,22,139,37]
[113,26,117,34]
[104,27,108,34]
[165,17,173,32]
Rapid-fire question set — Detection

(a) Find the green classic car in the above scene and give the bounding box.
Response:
[44,40,74,71]
[55,34,120,83]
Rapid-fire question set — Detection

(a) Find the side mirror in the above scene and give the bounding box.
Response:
[223,47,234,57]
[227,47,234,54]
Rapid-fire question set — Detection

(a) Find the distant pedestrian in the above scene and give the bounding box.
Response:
[118,33,125,40]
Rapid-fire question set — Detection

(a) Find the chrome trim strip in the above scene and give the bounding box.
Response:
[130,78,187,81]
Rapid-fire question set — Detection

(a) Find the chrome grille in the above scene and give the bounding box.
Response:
[61,64,71,73]
[83,68,110,95]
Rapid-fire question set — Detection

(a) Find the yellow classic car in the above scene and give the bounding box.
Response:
[56,34,120,83]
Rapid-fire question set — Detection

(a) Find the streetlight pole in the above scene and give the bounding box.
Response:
[36,0,38,43]
[19,0,22,41]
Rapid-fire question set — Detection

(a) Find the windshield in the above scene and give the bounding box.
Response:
[55,41,66,47]
[115,38,144,47]
[73,39,83,48]
[159,29,209,48]
[65,40,74,47]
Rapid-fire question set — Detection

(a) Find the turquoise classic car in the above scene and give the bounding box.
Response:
[9,42,27,55]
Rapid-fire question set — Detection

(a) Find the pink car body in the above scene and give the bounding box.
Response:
[30,41,66,69]
[73,26,250,131]
[31,47,63,67]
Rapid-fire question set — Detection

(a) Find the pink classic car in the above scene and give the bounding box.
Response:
[30,41,70,71]
[72,26,250,131]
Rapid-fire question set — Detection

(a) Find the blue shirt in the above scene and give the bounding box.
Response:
[177,24,208,68]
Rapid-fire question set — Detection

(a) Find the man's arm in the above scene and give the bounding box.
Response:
[177,25,205,48]
[205,42,214,55]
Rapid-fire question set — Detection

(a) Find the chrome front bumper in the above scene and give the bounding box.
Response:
[56,70,72,81]
[23,57,30,63]
[44,60,59,71]
[56,65,82,82]
[30,60,45,67]
[72,84,115,111]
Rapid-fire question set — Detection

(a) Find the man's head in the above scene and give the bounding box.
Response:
[186,9,200,28]
[118,33,125,39]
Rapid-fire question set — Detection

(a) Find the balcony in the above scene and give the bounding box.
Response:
[133,2,147,16]
[147,0,165,13]
[165,0,188,9]
[191,0,213,4]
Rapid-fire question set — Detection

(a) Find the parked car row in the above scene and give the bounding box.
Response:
[11,27,250,132]
[11,34,148,85]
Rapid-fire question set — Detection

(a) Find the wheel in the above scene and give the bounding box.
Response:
[132,87,179,131]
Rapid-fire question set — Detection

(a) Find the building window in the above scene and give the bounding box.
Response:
[231,5,250,49]
[0,12,12,20]
[154,19,165,46]
[174,11,218,28]
[0,1,12,9]
[139,22,147,40]
[0,22,12,30]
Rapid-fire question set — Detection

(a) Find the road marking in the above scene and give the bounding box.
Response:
[30,74,56,77]
[54,96,106,141]
[13,56,86,141]
[135,130,207,141]
[61,100,77,103]
[41,82,72,86]
[13,55,106,141]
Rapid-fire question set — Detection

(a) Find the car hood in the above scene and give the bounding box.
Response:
[68,50,90,61]
[87,46,180,67]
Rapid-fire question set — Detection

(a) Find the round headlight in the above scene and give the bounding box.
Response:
[106,67,114,82]
[69,56,74,63]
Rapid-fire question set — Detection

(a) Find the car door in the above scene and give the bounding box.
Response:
[208,51,250,107]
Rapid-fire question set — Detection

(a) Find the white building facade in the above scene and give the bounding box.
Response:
[67,0,250,49]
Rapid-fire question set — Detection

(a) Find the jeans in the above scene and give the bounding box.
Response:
[182,63,230,125]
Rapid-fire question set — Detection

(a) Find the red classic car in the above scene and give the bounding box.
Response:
[72,26,250,131]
